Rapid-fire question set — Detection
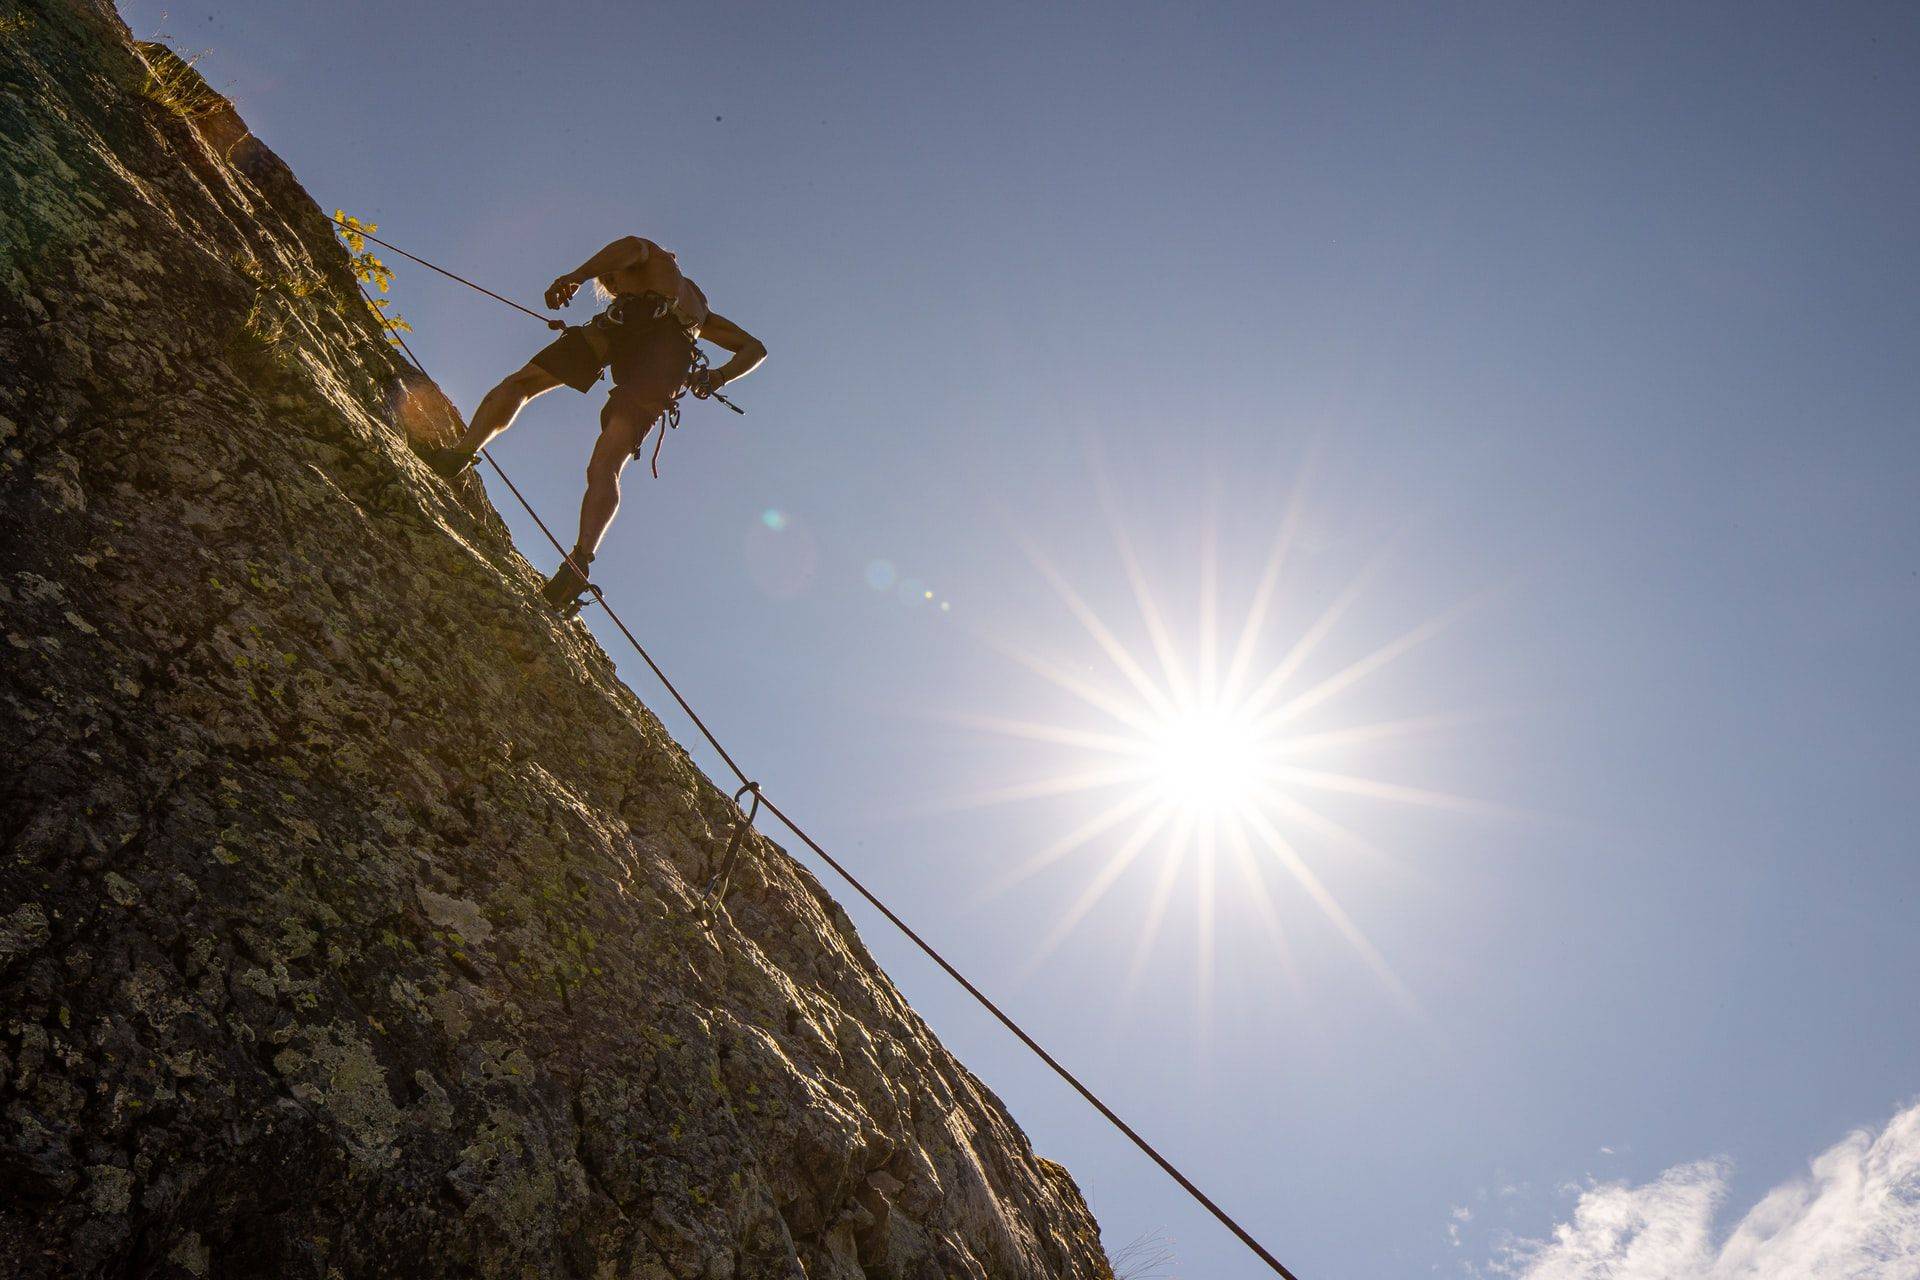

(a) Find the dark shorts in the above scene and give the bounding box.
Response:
[531,310,693,419]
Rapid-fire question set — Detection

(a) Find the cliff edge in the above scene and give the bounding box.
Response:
[0,3,1112,1276]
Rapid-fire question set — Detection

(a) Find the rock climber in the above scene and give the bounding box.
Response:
[419,235,767,612]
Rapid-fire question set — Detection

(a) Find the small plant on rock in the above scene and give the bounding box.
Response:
[230,253,323,360]
[1110,1232,1177,1280]
[332,211,413,346]
[136,41,227,122]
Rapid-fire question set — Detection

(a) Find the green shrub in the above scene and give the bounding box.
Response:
[332,212,412,346]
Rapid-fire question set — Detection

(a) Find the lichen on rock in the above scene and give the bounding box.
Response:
[0,2,1112,1277]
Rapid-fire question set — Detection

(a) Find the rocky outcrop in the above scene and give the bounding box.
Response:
[0,3,1112,1276]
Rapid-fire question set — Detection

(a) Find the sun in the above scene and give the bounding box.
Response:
[943,469,1502,1009]
[1145,703,1264,817]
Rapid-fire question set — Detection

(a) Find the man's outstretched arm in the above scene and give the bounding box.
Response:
[544,236,655,309]
[692,311,768,392]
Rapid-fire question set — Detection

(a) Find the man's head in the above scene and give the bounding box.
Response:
[592,237,678,301]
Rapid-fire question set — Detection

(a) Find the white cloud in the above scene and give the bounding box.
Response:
[1492,1102,1920,1280]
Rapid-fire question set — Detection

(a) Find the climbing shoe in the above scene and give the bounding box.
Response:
[416,443,477,482]
[540,548,595,617]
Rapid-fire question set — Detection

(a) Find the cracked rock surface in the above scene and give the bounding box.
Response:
[0,3,1113,1276]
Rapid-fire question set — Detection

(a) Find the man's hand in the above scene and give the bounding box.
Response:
[545,275,583,310]
[688,313,766,404]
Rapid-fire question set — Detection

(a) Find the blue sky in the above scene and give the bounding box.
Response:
[127,2,1920,1275]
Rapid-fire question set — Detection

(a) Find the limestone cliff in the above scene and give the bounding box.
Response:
[0,3,1113,1275]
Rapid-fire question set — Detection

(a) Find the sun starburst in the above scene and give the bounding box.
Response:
[947,469,1507,1013]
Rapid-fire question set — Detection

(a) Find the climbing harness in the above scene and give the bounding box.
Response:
[328,214,1304,1280]
[643,347,746,479]
[583,290,746,478]
[699,781,763,921]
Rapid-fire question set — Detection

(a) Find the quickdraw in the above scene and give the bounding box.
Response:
[699,781,762,921]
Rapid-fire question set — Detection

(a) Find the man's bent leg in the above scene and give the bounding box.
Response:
[456,362,562,455]
[575,398,654,558]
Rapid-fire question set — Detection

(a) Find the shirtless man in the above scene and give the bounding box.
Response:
[422,235,767,611]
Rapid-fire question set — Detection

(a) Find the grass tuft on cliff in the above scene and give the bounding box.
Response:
[134,40,226,122]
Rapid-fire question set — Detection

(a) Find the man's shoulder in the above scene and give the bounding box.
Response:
[675,277,711,327]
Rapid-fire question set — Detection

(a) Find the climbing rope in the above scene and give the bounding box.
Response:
[339,220,1304,1280]
[331,214,566,331]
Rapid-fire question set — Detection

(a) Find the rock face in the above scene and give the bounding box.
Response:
[0,4,1112,1276]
